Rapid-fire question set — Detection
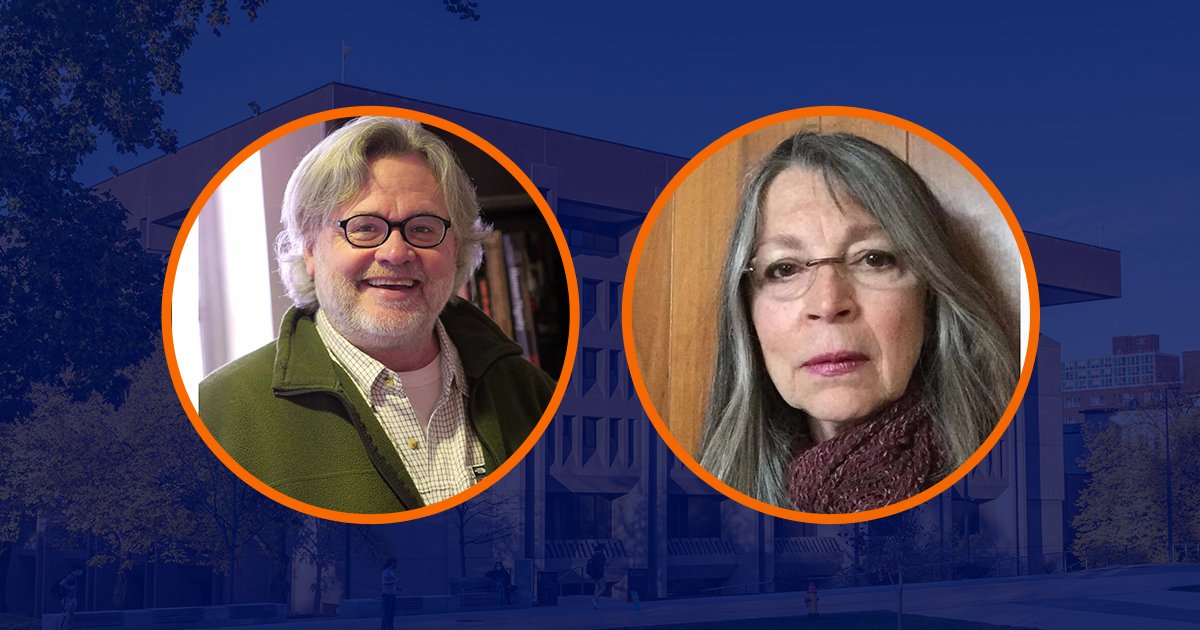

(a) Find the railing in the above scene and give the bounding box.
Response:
[667,537,736,556]
[544,538,627,559]
[774,536,843,555]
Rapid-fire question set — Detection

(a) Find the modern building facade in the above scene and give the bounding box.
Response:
[7,84,1125,615]
[1062,334,1186,422]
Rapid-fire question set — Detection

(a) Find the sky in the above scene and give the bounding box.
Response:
[78,1,1200,360]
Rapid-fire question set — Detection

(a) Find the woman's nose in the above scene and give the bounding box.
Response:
[803,264,858,322]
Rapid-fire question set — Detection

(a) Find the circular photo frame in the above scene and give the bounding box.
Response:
[625,107,1038,524]
[163,106,579,523]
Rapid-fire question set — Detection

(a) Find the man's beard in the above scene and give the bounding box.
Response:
[314,262,455,349]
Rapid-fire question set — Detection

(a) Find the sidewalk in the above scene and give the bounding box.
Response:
[300,564,1200,629]
[45,564,1200,630]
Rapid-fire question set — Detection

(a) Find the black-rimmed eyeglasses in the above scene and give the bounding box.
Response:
[333,213,452,249]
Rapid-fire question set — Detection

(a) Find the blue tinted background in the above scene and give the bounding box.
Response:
[12,2,1200,627]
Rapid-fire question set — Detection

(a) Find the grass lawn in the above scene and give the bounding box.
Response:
[621,610,1033,629]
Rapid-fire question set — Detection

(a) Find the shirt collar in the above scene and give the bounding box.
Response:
[313,309,467,401]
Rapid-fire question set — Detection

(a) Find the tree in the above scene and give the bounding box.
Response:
[2,384,196,608]
[1071,395,1200,567]
[844,510,947,630]
[0,0,266,610]
[0,0,267,420]
[0,345,292,607]
[121,345,287,604]
[451,493,517,577]
[442,0,481,21]
[290,518,395,612]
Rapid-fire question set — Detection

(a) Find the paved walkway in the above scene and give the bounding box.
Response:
[45,564,1200,629]
[318,564,1200,629]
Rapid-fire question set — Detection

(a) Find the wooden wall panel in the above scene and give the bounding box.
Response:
[665,144,742,452]
[632,195,674,417]
[820,116,907,157]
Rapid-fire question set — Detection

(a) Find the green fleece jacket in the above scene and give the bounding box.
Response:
[198,298,555,514]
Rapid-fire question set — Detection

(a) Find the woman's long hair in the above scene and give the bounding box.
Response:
[698,131,1019,508]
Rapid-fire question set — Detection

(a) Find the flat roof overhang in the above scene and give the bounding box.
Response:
[1027,231,1121,307]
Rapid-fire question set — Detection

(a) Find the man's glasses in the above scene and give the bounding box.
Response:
[744,249,918,301]
[334,213,452,249]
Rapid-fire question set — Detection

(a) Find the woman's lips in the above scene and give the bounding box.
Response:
[802,351,869,377]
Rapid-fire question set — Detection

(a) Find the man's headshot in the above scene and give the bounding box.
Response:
[195,114,563,515]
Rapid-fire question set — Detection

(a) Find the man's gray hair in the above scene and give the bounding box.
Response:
[276,116,490,309]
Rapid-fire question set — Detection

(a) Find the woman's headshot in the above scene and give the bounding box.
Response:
[629,112,1029,516]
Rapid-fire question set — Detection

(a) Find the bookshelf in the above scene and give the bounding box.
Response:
[466,203,568,374]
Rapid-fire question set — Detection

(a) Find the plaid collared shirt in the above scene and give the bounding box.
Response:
[315,310,485,505]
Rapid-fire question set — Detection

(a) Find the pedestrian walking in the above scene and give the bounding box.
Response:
[586,544,606,609]
[55,569,82,630]
[380,558,398,630]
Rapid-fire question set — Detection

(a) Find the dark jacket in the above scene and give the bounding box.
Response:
[199,298,555,513]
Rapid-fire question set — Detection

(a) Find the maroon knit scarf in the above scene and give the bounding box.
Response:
[785,390,943,514]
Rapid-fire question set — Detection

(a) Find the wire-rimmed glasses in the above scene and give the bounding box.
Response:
[744,249,918,301]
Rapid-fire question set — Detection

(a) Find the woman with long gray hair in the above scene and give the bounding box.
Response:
[699,131,1019,513]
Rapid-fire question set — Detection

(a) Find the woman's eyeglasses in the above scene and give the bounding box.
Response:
[744,249,917,300]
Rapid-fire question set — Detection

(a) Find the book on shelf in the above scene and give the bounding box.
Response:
[480,231,513,338]
[468,226,563,369]
[502,232,540,367]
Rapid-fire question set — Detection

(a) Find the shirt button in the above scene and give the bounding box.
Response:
[408,438,420,450]
[384,376,395,388]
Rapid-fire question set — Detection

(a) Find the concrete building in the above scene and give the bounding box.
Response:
[1061,334,1183,422]
[9,84,1125,615]
[940,233,1121,577]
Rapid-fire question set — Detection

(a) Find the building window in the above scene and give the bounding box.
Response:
[609,418,620,465]
[567,228,619,255]
[582,279,600,325]
[609,281,622,328]
[562,415,573,463]
[582,416,599,463]
[667,495,723,538]
[609,349,622,396]
[627,418,637,464]
[546,493,613,539]
[582,347,599,394]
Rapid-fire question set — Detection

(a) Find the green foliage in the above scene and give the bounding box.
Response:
[0,0,265,168]
[442,0,480,21]
[0,345,286,606]
[0,0,265,420]
[1071,398,1200,567]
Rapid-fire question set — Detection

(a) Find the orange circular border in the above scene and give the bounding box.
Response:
[161,106,580,524]
[623,106,1040,524]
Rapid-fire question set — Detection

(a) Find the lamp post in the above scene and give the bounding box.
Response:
[1165,385,1177,563]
